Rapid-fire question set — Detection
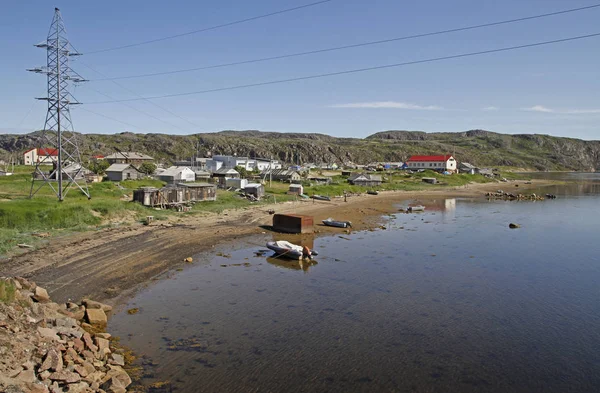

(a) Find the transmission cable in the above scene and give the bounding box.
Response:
[90,3,600,81]
[86,32,600,104]
[85,0,334,55]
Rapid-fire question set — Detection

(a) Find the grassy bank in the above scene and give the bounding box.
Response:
[0,169,506,255]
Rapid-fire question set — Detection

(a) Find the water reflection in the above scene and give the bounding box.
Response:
[266,256,317,272]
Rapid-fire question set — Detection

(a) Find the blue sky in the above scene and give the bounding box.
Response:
[1,0,599,139]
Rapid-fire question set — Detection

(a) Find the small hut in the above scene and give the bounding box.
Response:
[288,184,303,195]
[244,183,265,199]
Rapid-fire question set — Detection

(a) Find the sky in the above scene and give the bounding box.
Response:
[1,0,599,140]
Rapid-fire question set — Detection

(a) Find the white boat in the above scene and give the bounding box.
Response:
[266,241,318,260]
[407,205,425,212]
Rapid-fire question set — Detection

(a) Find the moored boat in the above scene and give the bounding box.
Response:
[407,205,425,212]
[266,241,318,260]
[322,218,352,228]
[312,195,331,201]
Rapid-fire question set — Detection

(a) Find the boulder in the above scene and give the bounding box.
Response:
[101,376,127,393]
[39,348,63,372]
[184,257,193,263]
[85,308,107,326]
[23,383,49,393]
[72,338,85,353]
[82,299,113,313]
[33,286,50,303]
[95,337,110,353]
[95,332,111,340]
[509,223,521,229]
[82,332,98,352]
[66,382,90,393]
[102,366,131,388]
[109,354,125,366]
[37,327,60,341]
[17,368,37,383]
[49,370,81,384]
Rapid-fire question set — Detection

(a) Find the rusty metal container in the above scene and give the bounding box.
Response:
[272,214,314,234]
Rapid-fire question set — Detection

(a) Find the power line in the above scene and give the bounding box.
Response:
[90,3,600,81]
[84,85,189,133]
[87,32,600,104]
[84,0,334,55]
[77,60,203,130]
[78,107,143,131]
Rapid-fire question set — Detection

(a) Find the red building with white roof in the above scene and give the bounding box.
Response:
[406,155,456,173]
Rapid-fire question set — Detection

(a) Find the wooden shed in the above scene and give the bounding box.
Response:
[273,214,314,234]
[244,183,265,199]
[179,183,217,201]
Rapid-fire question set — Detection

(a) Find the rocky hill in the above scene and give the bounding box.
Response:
[1,129,599,171]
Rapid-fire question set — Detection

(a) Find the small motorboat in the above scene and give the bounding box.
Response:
[545,194,557,199]
[266,241,318,260]
[367,190,379,195]
[407,205,425,212]
[312,195,331,201]
[322,218,352,228]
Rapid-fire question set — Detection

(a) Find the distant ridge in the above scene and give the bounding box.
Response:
[1,129,598,171]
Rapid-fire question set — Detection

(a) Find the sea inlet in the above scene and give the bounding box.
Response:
[109,174,600,393]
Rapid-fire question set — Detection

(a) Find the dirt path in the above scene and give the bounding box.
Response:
[1,180,550,305]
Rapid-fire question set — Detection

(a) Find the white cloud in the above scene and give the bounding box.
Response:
[522,105,600,115]
[330,101,443,110]
[524,105,554,113]
[482,106,499,111]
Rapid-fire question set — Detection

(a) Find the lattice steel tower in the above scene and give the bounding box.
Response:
[28,8,90,200]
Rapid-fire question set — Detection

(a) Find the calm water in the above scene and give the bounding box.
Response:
[109,174,600,393]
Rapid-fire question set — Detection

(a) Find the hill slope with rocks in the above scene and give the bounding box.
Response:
[1,129,598,171]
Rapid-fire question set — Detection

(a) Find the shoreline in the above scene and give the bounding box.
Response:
[2,179,555,306]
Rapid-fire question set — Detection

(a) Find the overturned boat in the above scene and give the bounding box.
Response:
[311,195,331,201]
[266,241,318,260]
[322,218,352,228]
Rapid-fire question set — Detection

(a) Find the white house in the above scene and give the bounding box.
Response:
[206,155,282,172]
[24,148,58,165]
[156,166,195,184]
[406,155,456,172]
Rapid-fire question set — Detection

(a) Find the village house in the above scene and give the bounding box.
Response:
[212,167,240,179]
[133,183,217,207]
[105,163,143,181]
[156,166,195,184]
[348,173,383,187]
[193,169,211,182]
[23,148,58,165]
[261,168,301,182]
[244,183,265,199]
[459,162,478,174]
[205,155,282,172]
[406,155,457,172]
[105,152,154,165]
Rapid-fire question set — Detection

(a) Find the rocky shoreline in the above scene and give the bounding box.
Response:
[0,277,133,393]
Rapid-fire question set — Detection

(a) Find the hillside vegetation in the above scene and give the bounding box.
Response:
[1,129,599,171]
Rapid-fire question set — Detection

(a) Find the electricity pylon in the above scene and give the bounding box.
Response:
[28,8,90,201]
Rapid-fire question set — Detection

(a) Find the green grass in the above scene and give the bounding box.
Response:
[0,171,499,256]
[0,280,16,303]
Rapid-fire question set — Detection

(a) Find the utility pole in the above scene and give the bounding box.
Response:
[28,8,89,201]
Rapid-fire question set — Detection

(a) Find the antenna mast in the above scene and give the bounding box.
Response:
[28,8,90,201]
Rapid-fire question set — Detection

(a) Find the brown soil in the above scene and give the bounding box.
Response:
[0,180,551,306]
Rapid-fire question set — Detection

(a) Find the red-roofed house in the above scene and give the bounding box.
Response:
[406,155,456,172]
[23,148,59,165]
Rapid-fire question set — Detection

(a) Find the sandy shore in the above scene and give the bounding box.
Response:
[1,180,553,305]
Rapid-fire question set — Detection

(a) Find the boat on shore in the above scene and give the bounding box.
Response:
[266,241,318,260]
[322,218,352,228]
[311,195,331,201]
[407,205,425,212]
[367,190,379,195]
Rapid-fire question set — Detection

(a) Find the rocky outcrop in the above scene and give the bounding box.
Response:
[0,277,132,393]
[1,129,599,171]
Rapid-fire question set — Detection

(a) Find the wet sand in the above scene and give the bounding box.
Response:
[1,180,552,305]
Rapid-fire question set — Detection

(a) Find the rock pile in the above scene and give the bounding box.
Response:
[485,191,546,201]
[0,277,132,393]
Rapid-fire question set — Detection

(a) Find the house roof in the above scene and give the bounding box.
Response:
[262,168,298,176]
[215,167,240,175]
[159,166,193,177]
[27,148,59,156]
[179,182,214,188]
[407,155,453,162]
[106,163,136,172]
[105,152,153,160]
[245,183,263,189]
[459,162,477,169]
[349,173,382,182]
